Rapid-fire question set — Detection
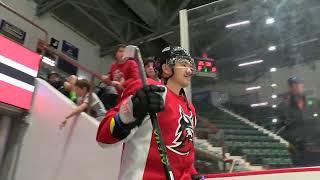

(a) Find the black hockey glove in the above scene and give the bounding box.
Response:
[118,85,165,128]
[132,85,165,121]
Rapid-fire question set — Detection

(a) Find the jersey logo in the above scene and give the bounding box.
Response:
[167,105,195,155]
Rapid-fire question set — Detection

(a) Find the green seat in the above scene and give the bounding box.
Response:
[216,124,252,130]
[242,149,290,157]
[211,120,245,125]
[225,141,288,149]
[222,129,262,135]
[262,158,292,166]
[224,135,277,142]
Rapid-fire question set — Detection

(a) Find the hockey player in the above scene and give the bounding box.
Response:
[96,46,198,180]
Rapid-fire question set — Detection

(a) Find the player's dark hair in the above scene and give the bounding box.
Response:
[75,79,91,91]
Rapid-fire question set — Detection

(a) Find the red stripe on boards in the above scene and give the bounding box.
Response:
[0,35,41,71]
[0,80,33,110]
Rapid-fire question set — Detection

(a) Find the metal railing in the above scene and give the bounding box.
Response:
[195,116,234,173]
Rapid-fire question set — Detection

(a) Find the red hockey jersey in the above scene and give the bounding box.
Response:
[97,79,197,180]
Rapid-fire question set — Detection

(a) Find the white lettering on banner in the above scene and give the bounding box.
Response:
[0,73,34,92]
[0,55,38,77]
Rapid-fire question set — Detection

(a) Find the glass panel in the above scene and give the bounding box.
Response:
[188,0,320,174]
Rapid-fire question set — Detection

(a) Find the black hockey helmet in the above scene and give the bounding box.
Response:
[154,46,194,80]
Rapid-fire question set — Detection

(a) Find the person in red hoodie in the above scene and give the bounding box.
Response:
[97,46,198,180]
[101,44,139,92]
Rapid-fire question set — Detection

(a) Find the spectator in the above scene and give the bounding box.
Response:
[47,71,76,102]
[62,75,78,103]
[277,76,320,166]
[101,44,139,93]
[60,79,106,128]
[47,71,64,90]
[144,58,160,82]
[95,82,118,110]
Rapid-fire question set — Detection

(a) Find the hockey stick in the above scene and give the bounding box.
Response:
[124,45,174,180]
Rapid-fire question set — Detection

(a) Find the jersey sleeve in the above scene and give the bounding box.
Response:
[96,78,160,145]
[127,60,139,80]
[107,63,115,81]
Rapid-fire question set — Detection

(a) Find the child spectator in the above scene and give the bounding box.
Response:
[101,44,139,92]
[62,75,78,103]
[60,79,106,128]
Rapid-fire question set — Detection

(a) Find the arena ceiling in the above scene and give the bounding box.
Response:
[34,0,320,83]
[33,0,220,57]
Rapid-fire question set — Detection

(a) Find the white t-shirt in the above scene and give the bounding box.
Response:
[77,93,106,120]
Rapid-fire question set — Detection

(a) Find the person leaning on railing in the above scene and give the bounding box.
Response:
[60,79,106,128]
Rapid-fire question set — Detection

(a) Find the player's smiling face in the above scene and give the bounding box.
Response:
[171,60,195,88]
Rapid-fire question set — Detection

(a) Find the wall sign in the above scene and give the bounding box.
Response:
[0,19,26,44]
[57,40,79,75]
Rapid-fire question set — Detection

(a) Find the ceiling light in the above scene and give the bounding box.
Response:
[226,20,250,28]
[268,46,276,51]
[272,105,277,108]
[271,94,277,99]
[271,83,277,87]
[266,17,275,24]
[270,68,277,72]
[272,118,278,123]
[251,102,268,107]
[246,86,261,91]
[238,60,264,67]
[313,113,318,117]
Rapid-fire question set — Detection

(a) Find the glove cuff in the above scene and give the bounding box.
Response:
[119,95,136,125]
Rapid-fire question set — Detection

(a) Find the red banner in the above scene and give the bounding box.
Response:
[0,35,41,110]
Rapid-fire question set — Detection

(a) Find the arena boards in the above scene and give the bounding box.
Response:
[204,167,320,180]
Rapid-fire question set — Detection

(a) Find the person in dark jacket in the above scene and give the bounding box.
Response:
[277,76,320,166]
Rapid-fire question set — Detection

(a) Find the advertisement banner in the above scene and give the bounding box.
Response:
[0,35,41,109]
